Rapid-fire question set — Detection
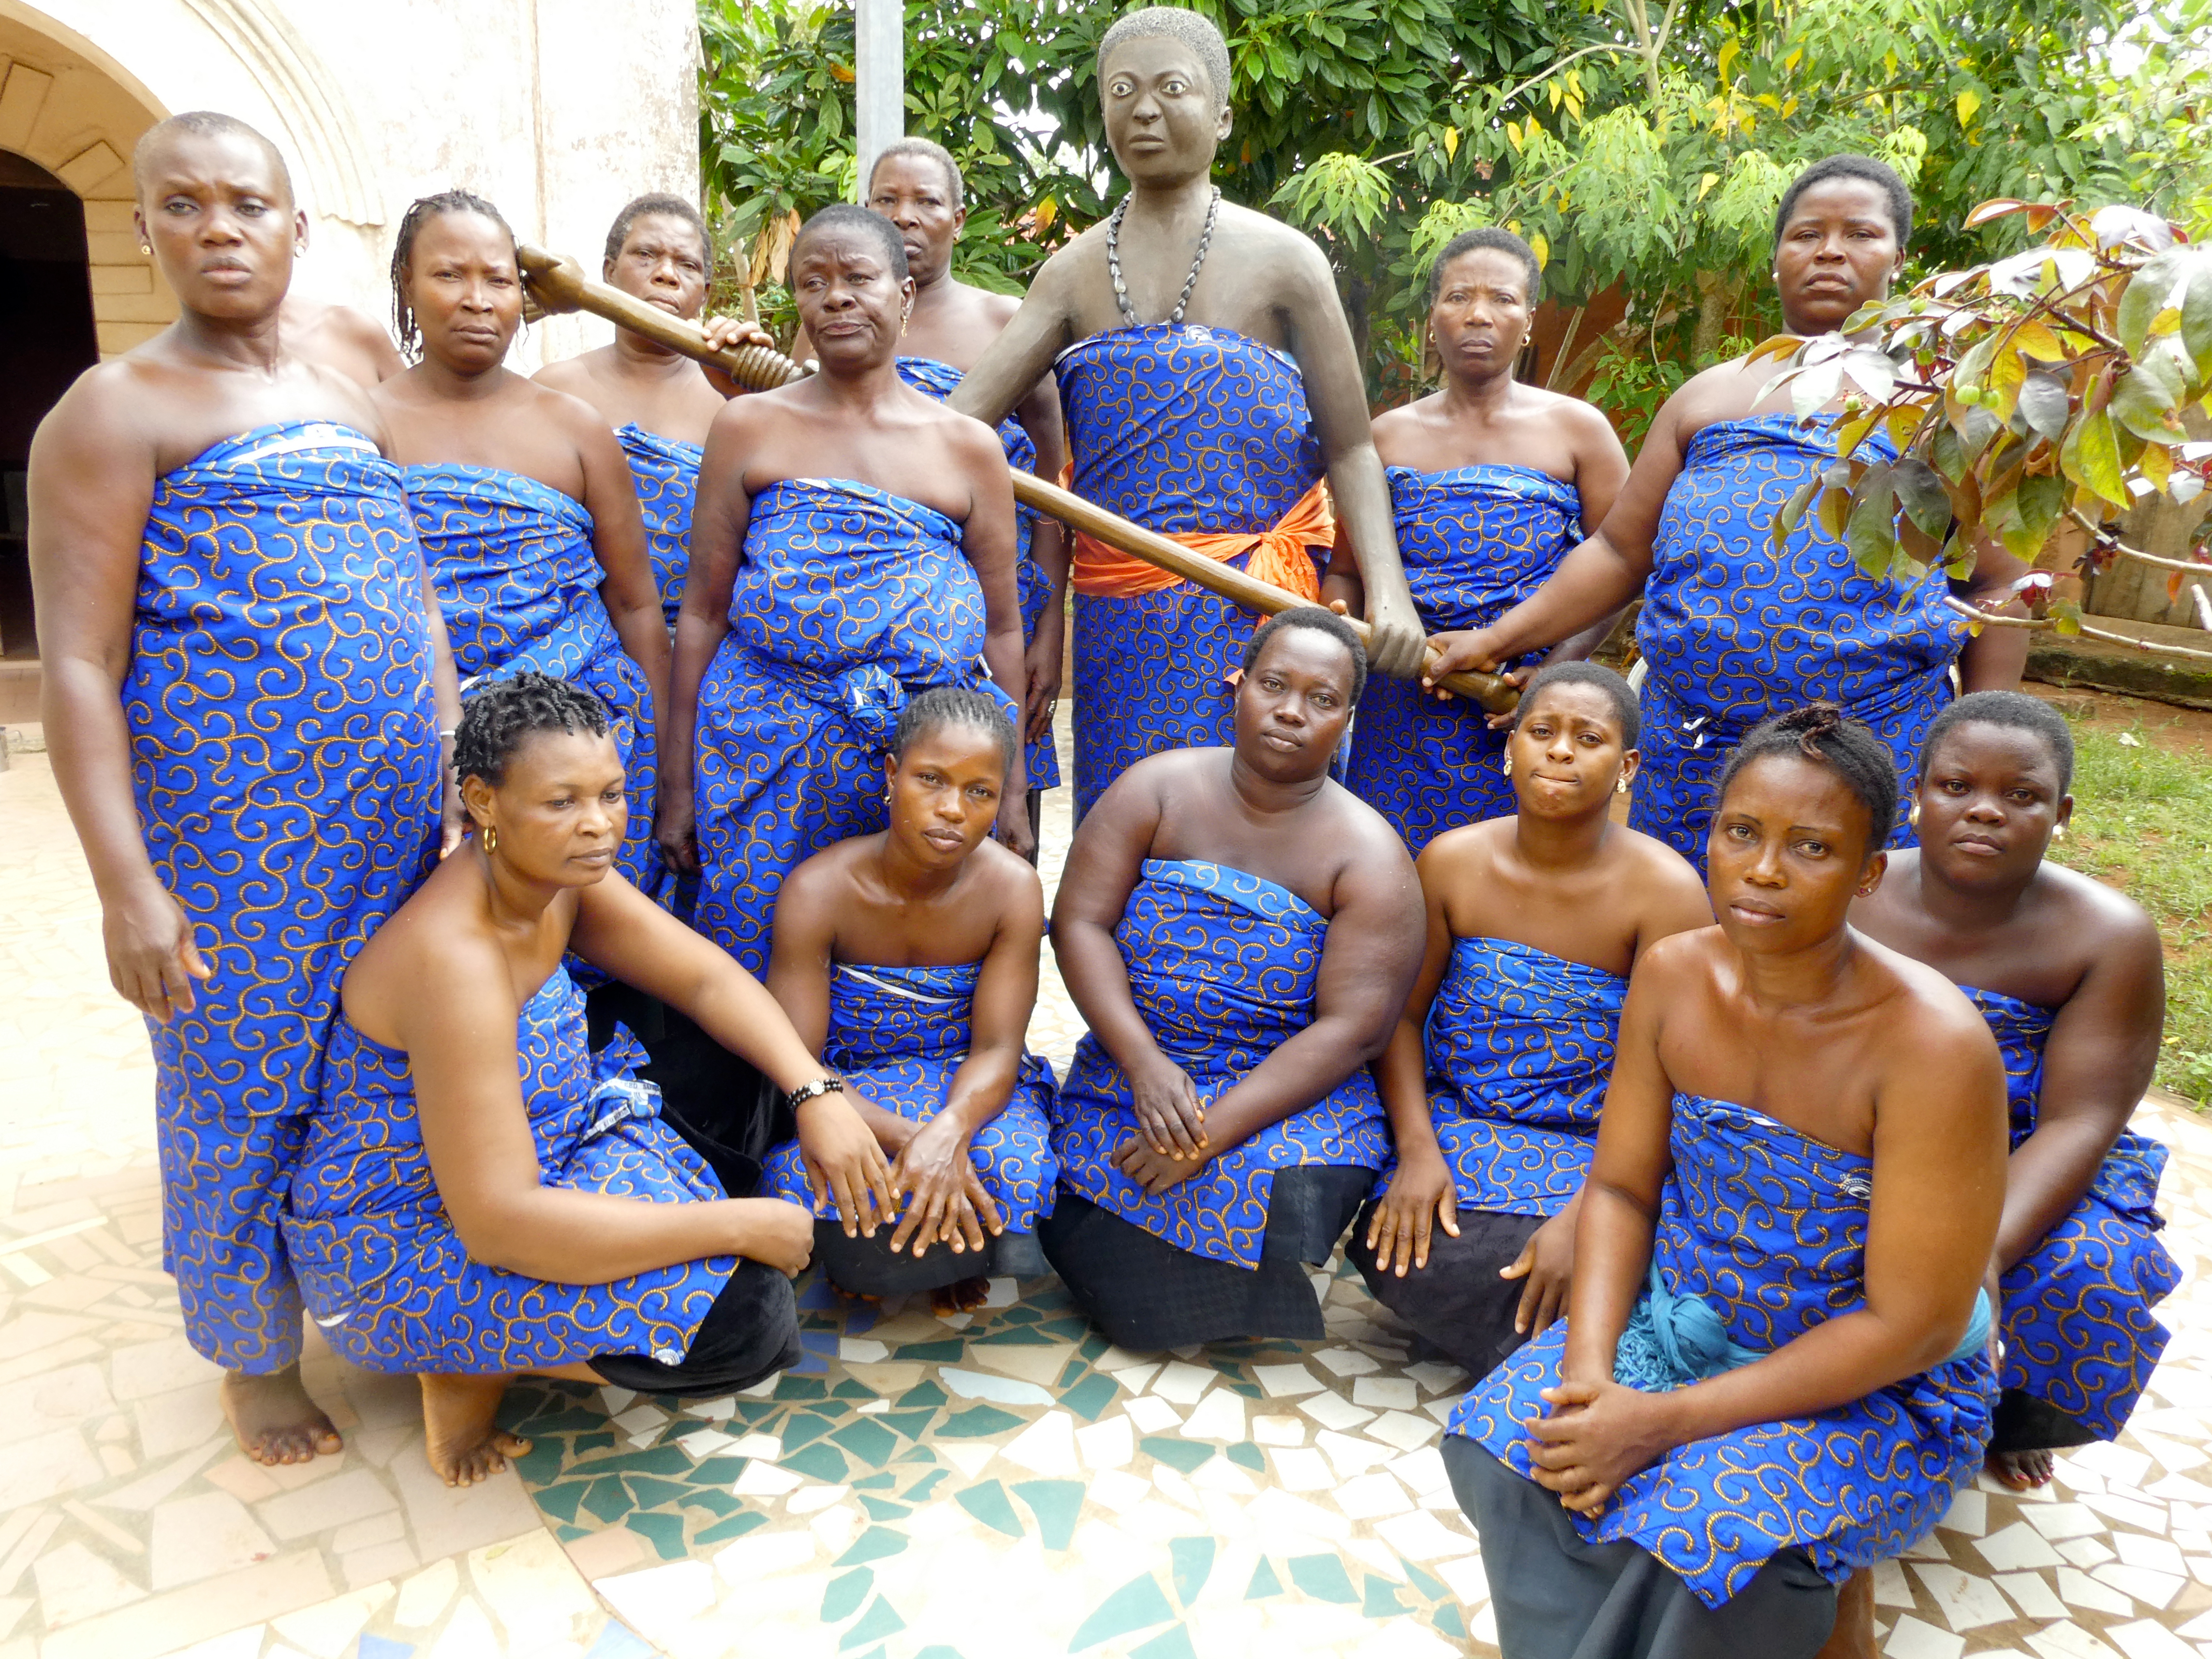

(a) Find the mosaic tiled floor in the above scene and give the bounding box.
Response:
[7,703,2212,1659]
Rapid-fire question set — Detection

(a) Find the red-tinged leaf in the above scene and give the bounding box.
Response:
[2059,409,2128,508]
[2023,204,2062,232]
[1899,514,1944,565]
[1964,198,2030,229]
[1817,483,1853,539]
[1745,334,1803,365]
[2172,570,2190,602]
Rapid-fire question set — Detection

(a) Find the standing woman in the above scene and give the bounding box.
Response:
[1429,155,2029,865]
[1325,228,1629,853]
[845,138,1072,839]
[658,205,1030,977]
[375,190,670,893]
[1853,691,2176,1490]
[535,194,768,629]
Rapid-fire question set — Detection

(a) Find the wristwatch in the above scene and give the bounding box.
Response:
[785,1076,846,1109]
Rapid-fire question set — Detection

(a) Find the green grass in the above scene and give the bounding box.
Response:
[2047,715,2212,1106]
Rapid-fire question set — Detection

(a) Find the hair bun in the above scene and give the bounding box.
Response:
[1777,701,1845,754]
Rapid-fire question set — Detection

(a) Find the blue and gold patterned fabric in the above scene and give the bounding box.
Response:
[1413,936,1626,1217]
[895,356,1061,793]
[130,421,443,1371]
[284,964,737,1372]
[1059,325,1327,817]
[1346,466,1580,852]
[403,463,660,890]
[1450,1092,1994,1607]
[693,479,1013,975]
[1631,415,1965,866]
[764,962,1058,1234]
[1967,986,2179,1441]
[1049,859,1389,1268]
[616,424,704,628]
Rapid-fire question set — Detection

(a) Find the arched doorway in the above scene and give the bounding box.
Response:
[0,147,94,664]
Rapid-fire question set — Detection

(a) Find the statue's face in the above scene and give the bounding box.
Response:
[1099,36,1231,185]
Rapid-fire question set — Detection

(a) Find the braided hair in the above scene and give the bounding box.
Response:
[454,673,612,787]
[1717,702,1899,850]
[1514,661,1639,748]
[1240,606,1367,706]
[389,188,514,361]
[892,685,1016,778]
[1922,690,2075,793]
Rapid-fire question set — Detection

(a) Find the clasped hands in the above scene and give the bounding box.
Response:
[1520,1371,1678,1518]
[796,1094,1003,1258]
[1111,1057,1214,1196]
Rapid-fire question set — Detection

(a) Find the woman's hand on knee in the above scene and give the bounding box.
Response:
[1366,1154,1458,1275]
[797,1091,898,1238]
[1501,1208,1577,1335]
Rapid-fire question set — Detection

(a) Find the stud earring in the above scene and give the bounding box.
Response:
[140,242,152,255]
[2051,823,2066,841]
[1501,753,1513,778]
[1615,774,1629,795]
[483,823,498,857]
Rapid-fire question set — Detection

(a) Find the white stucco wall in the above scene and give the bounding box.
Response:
[0,0,701,365]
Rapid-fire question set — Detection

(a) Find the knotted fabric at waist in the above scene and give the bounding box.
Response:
[1067,471,1334,603]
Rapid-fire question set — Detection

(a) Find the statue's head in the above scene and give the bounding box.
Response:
[1096,7,1234,185]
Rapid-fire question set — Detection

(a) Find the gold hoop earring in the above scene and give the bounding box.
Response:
[483,823,498,857]
[1908,798,1921,829]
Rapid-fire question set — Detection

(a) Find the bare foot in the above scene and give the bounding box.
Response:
[1813,1567,1873,1659]
[930,1275,990,1317]
[222,1364,342,1466]
[1987,1447,2056,1489]
[419,1373,530,1486]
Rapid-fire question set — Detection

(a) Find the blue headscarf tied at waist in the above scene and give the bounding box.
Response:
[578,1024,664,1143]
[1615,1261,1993,1392]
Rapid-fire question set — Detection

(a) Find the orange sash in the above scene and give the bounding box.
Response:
[1066,472,1335,602]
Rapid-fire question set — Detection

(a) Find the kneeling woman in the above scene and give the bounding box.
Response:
[1351,663,1709,1375]
[282,675,895,1484]
[1044,609,1424,1349]
[1446,706,2006,1658]
[1854,690,2175,1490]
[762,687,1059,1308]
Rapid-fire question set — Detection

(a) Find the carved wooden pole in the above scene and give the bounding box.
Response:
[516,242,1519,712]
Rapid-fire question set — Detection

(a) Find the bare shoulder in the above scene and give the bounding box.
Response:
[531,350,599,394]
[1369,395,1440,450]
[350,868,505,1013]
[1615,824,1708,902]
[1525,384,1624,445]
[972,286,1024,329]
[1855,932,1995,1054]
[1416,816,1506,884]
[1627,922,1723,992]
[2037,861,2160,966]
[32,356,155,456]
[516,373,612,444]
[967,838,1047,916]
[1229,207,1336,296]
[1320,778,1417,873]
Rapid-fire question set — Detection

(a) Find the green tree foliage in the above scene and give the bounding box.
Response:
[698,0,2200,404]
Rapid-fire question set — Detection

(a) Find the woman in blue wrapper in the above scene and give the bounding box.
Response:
[31,112,462,1467]
[1429,155,2031,867]
[1445,704,2007,1659]
[761,688,1058,1313]
[1043,609,1424,1349]
[1324,230,1631,853]
[657,204,1032,976]
[1854,691,2175,1492]
[374,191,671,893]
[1350,665,1709,1376]
[283,675,899,1488]
[536,194,772,630]
[790,141,1071,844]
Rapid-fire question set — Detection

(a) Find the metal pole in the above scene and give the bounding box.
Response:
[853,0,903,200]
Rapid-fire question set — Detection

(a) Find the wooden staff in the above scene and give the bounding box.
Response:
[517,243,1518,713]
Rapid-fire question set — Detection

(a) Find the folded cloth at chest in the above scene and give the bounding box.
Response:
[693,478,1017,975]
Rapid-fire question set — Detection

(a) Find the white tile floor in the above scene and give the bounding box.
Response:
[5,713,2212,1659]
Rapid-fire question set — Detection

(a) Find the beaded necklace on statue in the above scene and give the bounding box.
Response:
[1105,185,1221,329]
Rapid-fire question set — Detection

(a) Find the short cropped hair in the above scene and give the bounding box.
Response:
[785,203,908,285]
[454,673,613,787]
[1427,225,1542,308]
[133,111,293,203]
[1515,661,1638,748]
[605,193,709,270]
[870,138,965,211]
[1922,690,2075,794]
[1772,153,1913,249]
[1098,7,1234,114]
[1717,702,1899,851]
[893,685,1017,778]
[1241,606,1367,707]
